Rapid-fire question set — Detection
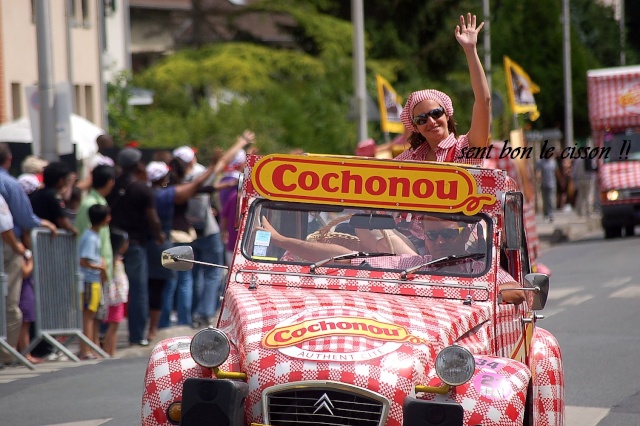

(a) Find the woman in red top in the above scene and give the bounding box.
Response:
[395,13,490,166]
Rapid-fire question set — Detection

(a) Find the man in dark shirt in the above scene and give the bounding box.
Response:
[30,162,78,236]
[107,148,164,346]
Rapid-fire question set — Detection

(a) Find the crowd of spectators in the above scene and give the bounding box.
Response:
[0,130,253,364]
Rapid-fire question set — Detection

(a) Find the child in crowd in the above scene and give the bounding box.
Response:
[16,174,43,363]
[102,229,129,357]
[65,186,83,224]
[16,236,42,363]
[78,204,110,360]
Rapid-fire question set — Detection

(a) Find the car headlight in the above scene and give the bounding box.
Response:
[435,345,475,386]
[190,327,231,368]
[606,190,619,201]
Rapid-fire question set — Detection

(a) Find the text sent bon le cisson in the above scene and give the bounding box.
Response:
[456,140,611,160]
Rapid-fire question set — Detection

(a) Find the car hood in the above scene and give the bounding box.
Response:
[218,284,493,422]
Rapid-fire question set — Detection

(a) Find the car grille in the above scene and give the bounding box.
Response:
[264,381,388,426]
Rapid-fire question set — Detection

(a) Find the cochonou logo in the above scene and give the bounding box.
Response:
[261,307,428,362]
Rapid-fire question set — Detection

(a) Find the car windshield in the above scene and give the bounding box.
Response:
[603,129,640,162]
[242,200,491,278]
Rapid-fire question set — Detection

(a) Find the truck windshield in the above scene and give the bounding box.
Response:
[603,130,640,162]
[242,201,491,278]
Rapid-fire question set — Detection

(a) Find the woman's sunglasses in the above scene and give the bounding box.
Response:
[412,107,446,126]
[425,227,464,241]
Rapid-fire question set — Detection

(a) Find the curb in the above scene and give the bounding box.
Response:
[113,326,198,359]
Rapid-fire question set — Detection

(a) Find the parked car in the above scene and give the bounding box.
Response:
[142,154,564,426]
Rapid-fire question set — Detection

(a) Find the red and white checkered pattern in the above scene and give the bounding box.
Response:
[418,357,531,425]
[142,337,210,426]
[597,161,640,198]
[587,67,640,130]
[140,155,564,426]
[484,153,540,260]
[529,327,564,426]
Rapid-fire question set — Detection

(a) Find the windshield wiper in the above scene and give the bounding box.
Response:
[400,253,485,280]
[309,251,394,273]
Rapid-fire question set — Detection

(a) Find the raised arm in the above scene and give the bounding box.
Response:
[455,13,490,148]
[173,160,217,204]
[213,130,255,175]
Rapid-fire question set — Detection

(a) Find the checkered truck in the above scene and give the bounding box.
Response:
[142,154,564,426]
[587,65,640,238]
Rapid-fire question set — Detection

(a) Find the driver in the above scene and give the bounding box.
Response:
[259,215,525,305]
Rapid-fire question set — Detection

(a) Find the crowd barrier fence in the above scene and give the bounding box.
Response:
[23,228,109,362]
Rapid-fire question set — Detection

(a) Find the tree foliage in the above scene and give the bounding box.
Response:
[106,71,140,146]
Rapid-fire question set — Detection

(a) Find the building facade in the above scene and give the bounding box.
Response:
[0,0,105,127]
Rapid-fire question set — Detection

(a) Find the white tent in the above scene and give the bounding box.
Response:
[0,114,104,162]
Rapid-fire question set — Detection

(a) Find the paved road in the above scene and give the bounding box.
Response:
[538,233,640,426]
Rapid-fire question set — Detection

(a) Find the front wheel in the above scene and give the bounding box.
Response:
[625,225,636,237]
[604,226,622,239]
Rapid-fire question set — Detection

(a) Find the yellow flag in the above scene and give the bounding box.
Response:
[376,74,405,134]
[504,56,541,121]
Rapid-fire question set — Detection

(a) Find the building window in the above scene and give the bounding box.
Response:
[70,0,90,27]
[74,84,82,115]
[11,83,22,119]
[104,0,116,17]
[85,85,94,121]
[82,0,89,26]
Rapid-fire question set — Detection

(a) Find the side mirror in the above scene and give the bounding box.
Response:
[162,246,195,271]
[524,273,550,310]
[503,192,523,250]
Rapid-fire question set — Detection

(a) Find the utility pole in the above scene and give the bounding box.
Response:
[97,0,108,129]
[351,0,367,143]
[35,0,58,162]
[65,0,74,112]
[620,0,626,66]
[562,0,573,149]
[483,0,492,129]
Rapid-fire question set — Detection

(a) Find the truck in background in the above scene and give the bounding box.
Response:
[587,65,640,238]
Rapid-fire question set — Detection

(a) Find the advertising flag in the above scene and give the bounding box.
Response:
[504,56,541,121]
[376,74,405,134]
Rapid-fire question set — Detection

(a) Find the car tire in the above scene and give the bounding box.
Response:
[625,225,635,237]
[604,226,622,239]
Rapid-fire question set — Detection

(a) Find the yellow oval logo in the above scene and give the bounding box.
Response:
[251,155,495,215]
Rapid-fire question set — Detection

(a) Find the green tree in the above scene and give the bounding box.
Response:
[106,71,140,146]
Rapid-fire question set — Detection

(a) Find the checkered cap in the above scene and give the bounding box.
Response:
[400,89,454,132]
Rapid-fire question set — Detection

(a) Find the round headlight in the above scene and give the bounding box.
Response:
[435,345,475,386]
[606,190,619,201]
[190,327,231,368]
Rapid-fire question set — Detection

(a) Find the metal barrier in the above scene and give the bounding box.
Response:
[0,240,35,369]
[23,228,109,362]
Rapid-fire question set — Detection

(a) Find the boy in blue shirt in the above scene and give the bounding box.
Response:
[78,204,110,360]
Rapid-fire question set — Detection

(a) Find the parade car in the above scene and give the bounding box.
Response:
[142,154,564,426]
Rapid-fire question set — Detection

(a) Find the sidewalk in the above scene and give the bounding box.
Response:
[113,320,199,359]
[535,207,603,252]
